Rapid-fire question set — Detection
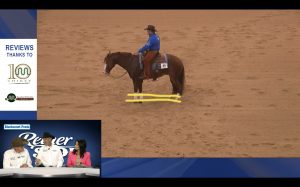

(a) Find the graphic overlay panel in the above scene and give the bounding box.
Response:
[101,158,300,178]
[0,10,37,120]
[0,120,101,177]
[0,39,37,111]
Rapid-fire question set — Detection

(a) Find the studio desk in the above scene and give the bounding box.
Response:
[0,167,100,178]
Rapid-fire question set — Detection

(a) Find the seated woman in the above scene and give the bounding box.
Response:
[67,139,91,167]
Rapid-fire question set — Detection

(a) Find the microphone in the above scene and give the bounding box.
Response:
[48,148,50,150]
[17,156,20,159]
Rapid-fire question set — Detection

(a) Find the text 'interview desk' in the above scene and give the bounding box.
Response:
[0,167,100,178]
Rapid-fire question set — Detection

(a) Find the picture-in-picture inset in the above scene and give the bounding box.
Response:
[0,120,101,178]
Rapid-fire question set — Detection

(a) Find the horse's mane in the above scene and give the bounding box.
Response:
[113,52,134,56]
[103,52,136,63]
[108,52,135,57]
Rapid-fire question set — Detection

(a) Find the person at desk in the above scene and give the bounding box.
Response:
[67,139,91,167]
[3,137,33,168]
[35,132,64,167]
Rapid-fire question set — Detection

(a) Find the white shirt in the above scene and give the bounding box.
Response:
[35,144,64,167]
[3,148,33,168]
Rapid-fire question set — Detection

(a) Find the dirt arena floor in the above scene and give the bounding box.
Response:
[37,10,300,157]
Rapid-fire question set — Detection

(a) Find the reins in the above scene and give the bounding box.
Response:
[108,71,128,79]
[106,55,136,79]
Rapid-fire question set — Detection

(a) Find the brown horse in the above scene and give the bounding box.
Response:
[103,51,185,103]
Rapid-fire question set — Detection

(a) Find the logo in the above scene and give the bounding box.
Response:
[8,64,31,84]
[10,157,16,160]
[4,124,30,130]
[19,132,75,158]
[6,93,16,102]
[5,93,34,102]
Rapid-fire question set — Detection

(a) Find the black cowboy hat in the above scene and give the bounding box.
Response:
[39,132,55,139]
[8,137,29,148]
[144,25,157,32]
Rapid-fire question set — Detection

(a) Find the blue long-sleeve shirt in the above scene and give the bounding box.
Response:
[138,33,160,53]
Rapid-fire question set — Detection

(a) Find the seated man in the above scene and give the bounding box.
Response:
[35,132,64,167]
[3,137,33,168]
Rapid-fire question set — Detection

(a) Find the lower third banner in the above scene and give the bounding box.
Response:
[101,158,300,178]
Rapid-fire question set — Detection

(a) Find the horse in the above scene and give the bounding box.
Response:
[103,51,185,103]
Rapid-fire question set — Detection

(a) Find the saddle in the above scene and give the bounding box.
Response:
[140,50,168,81]
[142,50,168,70]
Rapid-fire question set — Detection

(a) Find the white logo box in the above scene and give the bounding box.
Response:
[0,39,37,111]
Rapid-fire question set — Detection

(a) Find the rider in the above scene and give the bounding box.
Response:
[134,25,160,80]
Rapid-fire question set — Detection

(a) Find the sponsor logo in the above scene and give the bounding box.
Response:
[5,93,34,102]
[4,124,30,130]
[8,64,31,84]
[6,93,16,102]
[19,132,75,158]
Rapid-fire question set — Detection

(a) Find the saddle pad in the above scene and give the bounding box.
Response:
[152,54,168,70]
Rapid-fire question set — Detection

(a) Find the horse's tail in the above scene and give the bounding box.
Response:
[179,67,185,96]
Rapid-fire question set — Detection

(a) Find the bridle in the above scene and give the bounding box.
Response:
[104,55,137,79]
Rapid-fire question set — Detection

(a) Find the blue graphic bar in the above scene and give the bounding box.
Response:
[0,9,37,39]
[0,111,37,120]
[101,158,300,178]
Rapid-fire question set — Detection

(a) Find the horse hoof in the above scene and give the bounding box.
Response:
[138,102,142,104]
[133,102,138,104]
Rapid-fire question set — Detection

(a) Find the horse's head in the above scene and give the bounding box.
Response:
[103,51,116,75]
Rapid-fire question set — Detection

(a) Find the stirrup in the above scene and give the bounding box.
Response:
[139,73,145,79]
[139,71,146,79]
[140,74,149,80]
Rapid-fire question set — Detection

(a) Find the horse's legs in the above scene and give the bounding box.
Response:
[170,76,182,100]
[137,79,143,104]
[169,78,177,99]
[132,79,138,103]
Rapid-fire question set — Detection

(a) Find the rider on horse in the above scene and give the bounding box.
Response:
[134,25,160,80]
